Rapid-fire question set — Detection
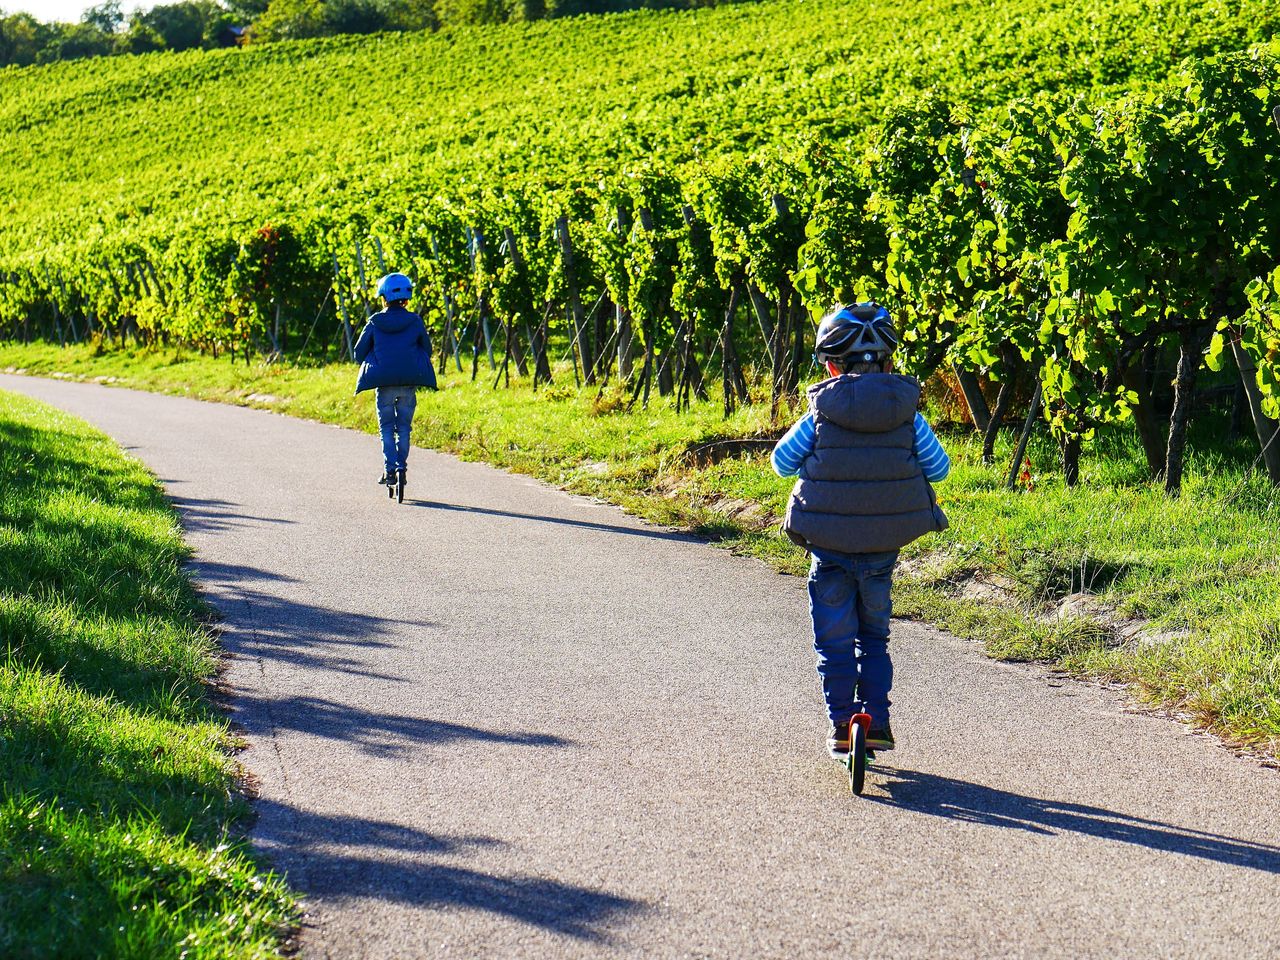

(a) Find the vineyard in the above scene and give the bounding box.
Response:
[2,0,1280,491]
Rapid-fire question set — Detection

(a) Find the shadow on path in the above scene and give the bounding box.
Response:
[873,768,1280,874]
[257,801,644,942]
[254,783,641,944]
[191,559,422,681]
[235,693,574,758]
[410,499,699,542]
[167,493,297,534]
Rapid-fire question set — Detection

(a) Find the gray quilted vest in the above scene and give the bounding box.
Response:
[783,373,948,555]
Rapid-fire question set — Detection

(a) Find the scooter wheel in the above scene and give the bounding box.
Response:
[850,721,867,795]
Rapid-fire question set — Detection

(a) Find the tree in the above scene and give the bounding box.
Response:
[39,22,115,62]
[249,0,326,40]
[82,2,124,34]
[134,3,216,52]
[0,13,45,67]
[122,20,166,53]
[326,0,392,34]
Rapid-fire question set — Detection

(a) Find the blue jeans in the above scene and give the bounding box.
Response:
[375,386,417,472]
[807,549,898,728]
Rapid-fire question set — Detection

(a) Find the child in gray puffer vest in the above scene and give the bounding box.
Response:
[771,303,950,760]
[354,273,437,493]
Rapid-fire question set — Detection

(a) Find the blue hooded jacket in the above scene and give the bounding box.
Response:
[353,306,437,393]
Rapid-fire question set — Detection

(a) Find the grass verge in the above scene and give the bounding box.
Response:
[0,388,295,958]
[4,341,1279,757]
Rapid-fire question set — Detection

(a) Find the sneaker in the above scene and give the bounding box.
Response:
[378,472,396,485]
[866,723,895,751]
[827,720,851,759]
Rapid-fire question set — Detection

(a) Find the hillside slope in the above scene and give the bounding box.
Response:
[2,0,1278,256]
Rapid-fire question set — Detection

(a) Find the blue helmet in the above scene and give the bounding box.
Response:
[376,272,413,301]
[815,302,898,365]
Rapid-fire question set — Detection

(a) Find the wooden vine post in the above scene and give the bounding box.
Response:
[768,194,791,421]
[719,279,749,417]
[466,227,496,378]
[556,215,594,384]
[1229,327,1280,483]
[954,366,992,433]
[492,227,528,386]
[675,205,705,412]
[331,253,356,360]
[503,226,550,385]
[428,234,463,373]
[1005,384,1043,490]
[631,206,658,408]
[614,205,634,380]
[353,241,374,317]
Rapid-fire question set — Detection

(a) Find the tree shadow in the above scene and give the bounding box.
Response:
[191,559,426,682]
[409,499,698,542]
[232,692,574,758]
[166,494,297,535]
[871,768,1280,874]
[255,801,645,943]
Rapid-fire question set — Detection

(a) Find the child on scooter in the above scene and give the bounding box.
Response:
[771,303,951,759]
[353,273,437,494]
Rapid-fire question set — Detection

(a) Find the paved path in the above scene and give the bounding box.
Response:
[5,373,1280,960]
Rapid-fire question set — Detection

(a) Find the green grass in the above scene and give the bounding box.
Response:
[0,388,295,959]
[5,340,1280,756]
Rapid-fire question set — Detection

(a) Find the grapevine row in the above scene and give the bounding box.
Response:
[2,49,1279,492]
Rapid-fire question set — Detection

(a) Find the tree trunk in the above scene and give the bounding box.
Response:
[500,226,539,382]
[954,366,991,433]
[1164,326,1210,495]
[981,379,1015,464]
[1061,433,1081,487]
[556,216,593,383]
[747,284,774,346]
[720,283,744,417]
[616,302,633,380]
[1229,330,1280,484]
[1006,384,1043,491]
[1122,360,1165,478]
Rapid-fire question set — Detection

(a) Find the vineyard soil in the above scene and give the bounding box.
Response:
[4,342,1278,757]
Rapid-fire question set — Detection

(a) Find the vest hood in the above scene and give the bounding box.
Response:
[808,373,920,433]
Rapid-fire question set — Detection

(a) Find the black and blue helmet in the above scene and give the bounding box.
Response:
[815,303,898,365]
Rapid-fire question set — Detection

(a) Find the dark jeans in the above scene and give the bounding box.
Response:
[807,548,898,727]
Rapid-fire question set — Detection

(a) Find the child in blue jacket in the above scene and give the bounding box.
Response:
[771,303,950,759]
[354,273,437,492]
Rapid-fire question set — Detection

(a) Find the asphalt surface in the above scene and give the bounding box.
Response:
[5,373,1280,960]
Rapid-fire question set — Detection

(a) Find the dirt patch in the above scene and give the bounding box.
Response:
[707,496,772,527]
[684,435,780,468]
[926,565,1022,605]
[1053,592,1187,649]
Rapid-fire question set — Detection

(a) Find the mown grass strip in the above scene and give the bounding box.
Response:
[0,388,294,959]
[4,342,1279,757]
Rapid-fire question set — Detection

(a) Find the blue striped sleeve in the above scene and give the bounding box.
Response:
[771,412,816,477]
[914,413,951,482]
